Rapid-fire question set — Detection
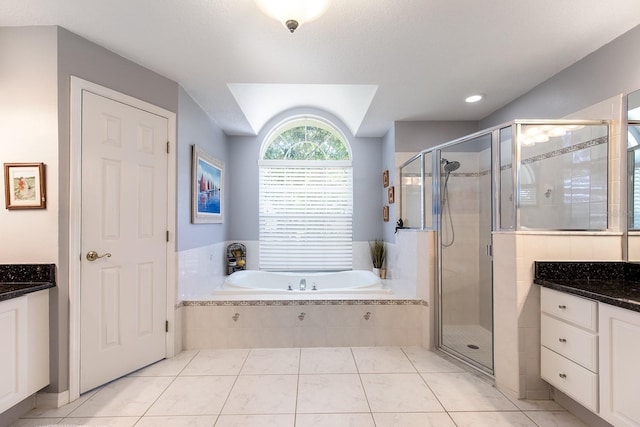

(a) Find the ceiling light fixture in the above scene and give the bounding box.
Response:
[465,94,484,103]
[255,0,329,33]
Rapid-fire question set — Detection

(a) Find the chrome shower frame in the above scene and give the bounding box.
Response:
[398,119,611,377]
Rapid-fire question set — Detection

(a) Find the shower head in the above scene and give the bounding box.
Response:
[441,158,461,173]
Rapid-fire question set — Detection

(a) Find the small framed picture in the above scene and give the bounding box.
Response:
[382,170,389,188]
[383,205,389,222]
[192,145,224,224]
[4,163,46,209]
[388,186,395,204]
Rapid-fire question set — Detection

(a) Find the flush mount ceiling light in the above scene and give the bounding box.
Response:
[465,94,484,103]
[255,0,328,33]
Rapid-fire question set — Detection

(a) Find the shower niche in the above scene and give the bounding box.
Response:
[399,119,610,374]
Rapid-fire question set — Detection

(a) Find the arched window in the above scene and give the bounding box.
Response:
[259,116,353,271]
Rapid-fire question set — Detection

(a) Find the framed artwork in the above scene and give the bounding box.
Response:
[4,163,46,209]
[383,205,389,222]
[192,145,224,223]
[382,170,389,187]
[388,186,395,204]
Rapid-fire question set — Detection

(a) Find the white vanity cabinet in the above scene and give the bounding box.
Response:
[0,290,49,413]
[540,287,599,412]
[599,303,640,427]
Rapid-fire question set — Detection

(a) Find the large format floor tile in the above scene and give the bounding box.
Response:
[129,350,198,377]
[448,411,538,426]
[134,415,218,426]
[401,346,466,373]
[12,346,590,427]
[361,373,444,412]
[146,376,236,416]
[297,374,370,413]
[181,349,249,376]
[221,375,298,414]
[56,417,140,426]
[295,413,375,427]
[299,347,358,374]
[524,411,589,426]
[240,348,300,375]
[351,347,416,373]
[214,414,295,427]
[68,376,174,417]
[421,372,518,412]
[373,412,457,427]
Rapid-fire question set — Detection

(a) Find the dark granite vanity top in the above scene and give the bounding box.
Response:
[534,261,640,313]
[0,264,56,302]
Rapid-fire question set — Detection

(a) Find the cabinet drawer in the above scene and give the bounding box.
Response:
[541,314,598,372]
[541,346,598,412]
[541,287,597,331]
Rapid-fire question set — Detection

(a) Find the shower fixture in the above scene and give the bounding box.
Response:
[441,158,461,247]
[441,158,461,173]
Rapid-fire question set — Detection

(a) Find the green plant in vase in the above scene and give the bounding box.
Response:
[369,239,386,278]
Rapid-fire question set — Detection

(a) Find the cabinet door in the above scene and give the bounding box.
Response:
[599,303,640,427]
[0,297,27,413]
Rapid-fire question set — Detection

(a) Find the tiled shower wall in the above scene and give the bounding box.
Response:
[493,95,626,400]
[518,127,609,230]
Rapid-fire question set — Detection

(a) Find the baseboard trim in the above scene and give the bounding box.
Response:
[36,390,70,409]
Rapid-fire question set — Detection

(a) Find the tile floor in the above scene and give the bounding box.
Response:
[13,347,588,427]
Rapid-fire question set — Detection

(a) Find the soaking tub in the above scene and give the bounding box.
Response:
[213,270,392,296]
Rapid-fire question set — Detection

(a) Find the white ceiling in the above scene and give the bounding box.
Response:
[2,0,640,137]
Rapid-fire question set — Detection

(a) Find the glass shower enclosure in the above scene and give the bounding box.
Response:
[400,120,610,374]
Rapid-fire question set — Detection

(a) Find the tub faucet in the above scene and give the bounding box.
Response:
[299,278,306,291]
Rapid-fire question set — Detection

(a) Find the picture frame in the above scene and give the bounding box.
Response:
[4,163,46,209]
[388,186,395,204]
[192,145,224,224]
[383,205,389,222]
[382,170,389,188]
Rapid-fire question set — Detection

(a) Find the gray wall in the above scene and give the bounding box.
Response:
[227,108,383,242]
[55,27,180,393]
[395,121,479,152]
[387,121,479,242]
[177,87,228,251]
[382,126,396,242]
[481,24,640,126]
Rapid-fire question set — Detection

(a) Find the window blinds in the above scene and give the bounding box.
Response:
[259,164,353,271]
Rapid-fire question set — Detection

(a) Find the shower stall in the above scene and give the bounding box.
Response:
[400,120,610,374]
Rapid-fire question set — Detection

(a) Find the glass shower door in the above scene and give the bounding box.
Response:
[438,134,494,373]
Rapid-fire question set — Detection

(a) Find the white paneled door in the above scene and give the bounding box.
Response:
[80,91,168,393]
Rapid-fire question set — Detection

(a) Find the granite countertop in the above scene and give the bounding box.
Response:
[534,261,640,313]
[0,264,56,302]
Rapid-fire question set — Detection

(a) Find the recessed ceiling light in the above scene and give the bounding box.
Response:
[465,94,483,103]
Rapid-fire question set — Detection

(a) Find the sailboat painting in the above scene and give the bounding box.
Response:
[192,144,224,223]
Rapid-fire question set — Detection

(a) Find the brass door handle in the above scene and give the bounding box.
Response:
[86,251,112,262]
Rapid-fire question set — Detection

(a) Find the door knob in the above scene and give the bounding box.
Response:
[86,251,112,262]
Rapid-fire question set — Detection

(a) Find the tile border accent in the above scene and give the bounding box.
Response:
[521,136,607,165]
[181,299,427,307]
[422,136,608,175]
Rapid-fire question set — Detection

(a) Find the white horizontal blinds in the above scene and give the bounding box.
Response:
[260,164,353,271]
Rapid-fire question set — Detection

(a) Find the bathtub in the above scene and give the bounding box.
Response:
[213,270,392,296]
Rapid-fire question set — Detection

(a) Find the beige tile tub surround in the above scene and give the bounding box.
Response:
[182,300,427,349]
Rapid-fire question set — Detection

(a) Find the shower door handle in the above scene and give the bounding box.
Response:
[486,244,493,258]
